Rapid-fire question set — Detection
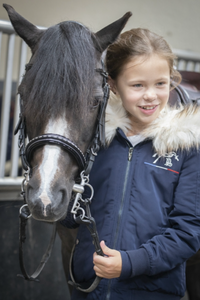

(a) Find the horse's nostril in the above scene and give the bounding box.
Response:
[59,189,66,205]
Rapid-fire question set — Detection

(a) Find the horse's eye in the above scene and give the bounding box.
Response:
[93,96,101,108]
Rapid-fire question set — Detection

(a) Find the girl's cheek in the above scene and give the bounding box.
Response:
[158,90,169,98]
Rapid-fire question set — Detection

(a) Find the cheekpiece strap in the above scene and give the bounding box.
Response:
[14,107,29,171]
[84,60,110,175]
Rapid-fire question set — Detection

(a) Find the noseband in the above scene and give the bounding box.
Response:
[26,134,86,170]
[15,59,110,291]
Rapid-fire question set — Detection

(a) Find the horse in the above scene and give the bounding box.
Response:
[3,3,131,292]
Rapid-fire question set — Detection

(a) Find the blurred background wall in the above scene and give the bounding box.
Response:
[0,0,200,52]
[0,0,200,81]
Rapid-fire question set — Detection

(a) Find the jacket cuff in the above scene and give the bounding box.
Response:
[127,248,150,277]
[119,251,132,279]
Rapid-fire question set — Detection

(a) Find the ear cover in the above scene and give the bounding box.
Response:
[94,12,132,52]
[3,3,44,51]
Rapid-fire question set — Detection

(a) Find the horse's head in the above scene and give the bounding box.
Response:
[4,4,131,222]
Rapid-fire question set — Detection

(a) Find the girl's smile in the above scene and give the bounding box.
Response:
[110,54,170,135]
[138,105,158,115]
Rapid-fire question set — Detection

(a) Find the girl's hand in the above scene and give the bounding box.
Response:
[93,241,122,278]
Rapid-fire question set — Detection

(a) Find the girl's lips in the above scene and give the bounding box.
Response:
[138,105,158,115]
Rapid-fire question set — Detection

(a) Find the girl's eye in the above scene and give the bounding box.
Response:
[157,82,166,86]
[133,84,142,88]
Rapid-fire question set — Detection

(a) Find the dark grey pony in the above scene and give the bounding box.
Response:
[3,3,131,290]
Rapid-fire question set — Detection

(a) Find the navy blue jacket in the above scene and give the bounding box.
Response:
[62,127,200,300]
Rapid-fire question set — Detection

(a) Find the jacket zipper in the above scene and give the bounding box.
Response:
[106,146,133,300]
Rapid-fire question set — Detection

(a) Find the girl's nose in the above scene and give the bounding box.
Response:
[143,89,157,101]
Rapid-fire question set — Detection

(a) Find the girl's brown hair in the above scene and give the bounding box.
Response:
[106,28,181,88]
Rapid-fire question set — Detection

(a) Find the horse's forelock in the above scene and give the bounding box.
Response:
[23,21,97,127]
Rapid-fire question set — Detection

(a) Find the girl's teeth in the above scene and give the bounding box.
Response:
[142,106,156,110]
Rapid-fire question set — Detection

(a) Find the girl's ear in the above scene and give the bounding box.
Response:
[108,76,117,95]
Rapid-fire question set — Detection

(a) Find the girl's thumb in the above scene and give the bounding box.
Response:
[100,240,112,256]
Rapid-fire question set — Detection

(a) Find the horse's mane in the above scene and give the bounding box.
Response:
[22,22,97,126]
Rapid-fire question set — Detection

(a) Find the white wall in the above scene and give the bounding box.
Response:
[0,0,200,52]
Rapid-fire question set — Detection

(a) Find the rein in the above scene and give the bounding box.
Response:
[15,60,110,291]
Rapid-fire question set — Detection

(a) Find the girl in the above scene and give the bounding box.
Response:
[62,28,200,299]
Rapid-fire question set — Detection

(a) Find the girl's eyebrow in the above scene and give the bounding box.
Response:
[156,77,170,81]
[129,76,169,81]
[127,77,170,84]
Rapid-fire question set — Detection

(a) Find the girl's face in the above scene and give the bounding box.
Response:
[110,54,170,135]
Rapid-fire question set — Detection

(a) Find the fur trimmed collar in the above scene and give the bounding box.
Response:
[105,92,200,155]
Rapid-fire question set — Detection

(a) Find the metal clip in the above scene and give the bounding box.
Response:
[71,171,94,223]
[19,204,32,219]
[20,167,30,203]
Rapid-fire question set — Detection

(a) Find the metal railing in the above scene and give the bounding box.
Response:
[0,21,28,199]
[0,19,200,199]
[0,21,47,199]
[174,49,200,72]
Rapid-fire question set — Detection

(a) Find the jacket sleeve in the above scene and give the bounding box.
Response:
[122,149,200,278]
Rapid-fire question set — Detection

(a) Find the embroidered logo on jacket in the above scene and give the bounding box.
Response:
[152,152,179,167]
[144,152,179,174]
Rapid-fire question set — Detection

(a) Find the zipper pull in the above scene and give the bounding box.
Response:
[128,147,133,161]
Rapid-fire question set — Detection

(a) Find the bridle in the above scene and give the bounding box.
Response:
[15,59,110,292]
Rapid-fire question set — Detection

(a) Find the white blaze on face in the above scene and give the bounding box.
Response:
[39,117,69,216]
